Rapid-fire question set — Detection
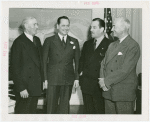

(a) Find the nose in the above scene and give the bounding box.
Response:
[65,26,69,30]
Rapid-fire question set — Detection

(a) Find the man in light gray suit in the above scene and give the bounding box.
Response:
[99,17,140,114]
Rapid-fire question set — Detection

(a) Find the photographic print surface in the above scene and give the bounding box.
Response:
[1,1,149,121]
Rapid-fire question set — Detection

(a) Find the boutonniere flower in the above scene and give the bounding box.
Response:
[70,41,74,44]
[73,46,76,49]
[102,48,104,50]
[118,52,123,55]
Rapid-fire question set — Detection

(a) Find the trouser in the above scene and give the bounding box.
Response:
[46,85,73,114]
[105,99,135,114]
[82,92,105,114]
[14,94,38,114]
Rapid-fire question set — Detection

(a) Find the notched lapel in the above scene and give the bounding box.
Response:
[59,36,74,62]
[87,38,106,65]
[22,35,40,68]
[64,36,73,52]
[106,37,129,64]
[52,34,65,54]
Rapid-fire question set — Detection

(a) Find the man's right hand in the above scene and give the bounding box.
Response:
[20,89,29,98]
[44,80,48,89]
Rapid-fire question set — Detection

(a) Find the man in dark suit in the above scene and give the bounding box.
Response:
[99,17,140,114]
[43,16,80,114]
[10,17,44,114]
[79,18,111,114]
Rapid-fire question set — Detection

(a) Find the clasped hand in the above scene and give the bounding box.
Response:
[20,89,29,98]
[98,78,109,91]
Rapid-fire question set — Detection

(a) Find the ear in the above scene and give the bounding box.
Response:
[24,23,28,30]
[100,27,104,32]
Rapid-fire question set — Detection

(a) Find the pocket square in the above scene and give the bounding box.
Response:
[118,52,123,55]
[73,46,76,49]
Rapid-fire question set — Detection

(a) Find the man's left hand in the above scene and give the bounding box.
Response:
[98,78,105,88]
[73,80,79,88]
[98,78,109,91]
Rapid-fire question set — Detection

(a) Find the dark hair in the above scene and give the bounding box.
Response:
[57,16,70,25]
[92,18,105,30]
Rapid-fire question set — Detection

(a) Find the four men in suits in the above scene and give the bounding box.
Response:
[10,16,140,114]
[42,16,80,114]
[79,18,111,114]
[10,17,44,114]
[99,17,140,114]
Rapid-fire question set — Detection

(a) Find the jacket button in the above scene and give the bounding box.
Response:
[111,70,113,72]
[29,67,31,69]
[29,76,31,78]
[116,60,117,62]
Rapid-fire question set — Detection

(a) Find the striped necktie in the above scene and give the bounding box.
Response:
[62,37,66,48]
[93,39,97,50]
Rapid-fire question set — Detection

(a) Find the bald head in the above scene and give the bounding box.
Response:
[21,17,38,36]
[112,17,130,39]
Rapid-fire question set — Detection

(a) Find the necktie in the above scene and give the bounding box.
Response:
[93,39,97,50]
[62,37,66,48]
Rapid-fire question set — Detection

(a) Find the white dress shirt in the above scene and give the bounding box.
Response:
[58,33,67,43]
[24,32,33,42]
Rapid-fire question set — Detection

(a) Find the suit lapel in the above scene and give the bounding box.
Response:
[64,36,73,53]
[35,38,43,69]
[87,37,106,65]
[59,35,74,61]
[52,34,73,62]
[106,35,130,64]
[22,33,40,68]
[52,34,65,54]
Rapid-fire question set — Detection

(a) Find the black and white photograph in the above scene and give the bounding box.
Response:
[1,1,149,121]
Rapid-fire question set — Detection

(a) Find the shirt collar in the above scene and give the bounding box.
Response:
[119,34,128,43]
[95,35,104,44]
[24,32,33,42]
[58,33,67,42]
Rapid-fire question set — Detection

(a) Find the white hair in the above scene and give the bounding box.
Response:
[115,17,130,32]
[20,16,36,31]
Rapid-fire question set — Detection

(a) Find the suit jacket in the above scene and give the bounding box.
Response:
[79,37,111,95]
[43,33,80,85]
[10,33,44,96]
[100,35,140,101]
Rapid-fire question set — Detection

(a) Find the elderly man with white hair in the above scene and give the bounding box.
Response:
[98,17,140,114]
[10,17,44,114]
